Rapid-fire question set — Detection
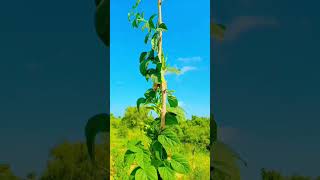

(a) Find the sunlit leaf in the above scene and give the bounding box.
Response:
[158,128,180,151]
[135,165,158,180]
[170,153,191,174]
[158,166,175,180]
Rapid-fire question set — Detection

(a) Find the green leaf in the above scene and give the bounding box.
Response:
[158,23,168,31]
[128,143,143,153]
[140,59,150,76]
[144,88,156,100]
[135,152,151,168]
[140,52,148,63]
[130,167,141,180]
[144,32,151,44]
[158,166,175,180]
[85,113,109,162]
[124,150,136,166]
[148,14,157,29]
[167,95,178,108]
[151,141,165,160]
[170,153,191,174]
[158,128,180,151]
[132,0,141,9]
[137,97,146,111]
[156,63,162,72]
[147,50,155,61]
[151,159,164,168]
[165,112,178,126]
[135,166,158,180]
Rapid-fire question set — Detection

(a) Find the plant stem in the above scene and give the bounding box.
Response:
[158,0,166,130]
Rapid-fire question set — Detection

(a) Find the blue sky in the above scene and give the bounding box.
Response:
[110,0,210,118]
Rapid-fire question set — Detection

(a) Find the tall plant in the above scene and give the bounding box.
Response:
[123,0,191,179]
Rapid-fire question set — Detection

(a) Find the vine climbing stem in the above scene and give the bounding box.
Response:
[158,0,166,130]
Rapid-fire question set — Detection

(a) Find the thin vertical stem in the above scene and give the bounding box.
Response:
[158,0,166,129]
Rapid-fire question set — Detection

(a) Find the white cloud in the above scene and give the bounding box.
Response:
[180,66,197,75]
[177,56,202,63]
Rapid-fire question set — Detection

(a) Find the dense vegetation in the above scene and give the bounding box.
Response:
[110,107,210,179]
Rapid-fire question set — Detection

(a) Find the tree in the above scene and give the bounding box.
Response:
[0,164,19,180]
[121,107,153,129]
[40,141,107,180]
[179,116,210,150]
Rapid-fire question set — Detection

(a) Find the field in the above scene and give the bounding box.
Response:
[109,107,210,179]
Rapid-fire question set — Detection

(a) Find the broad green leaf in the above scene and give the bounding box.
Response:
[211,23,226,40]
[147,50,155,61]
[135,165,158,180]
[165,112,178,126]
[144,88,156,100]
[148,14,157,29]
[135,152,151,169]
[95,0,109,46]
[140,52,148,63]
[158,23,168,31]
[156,63,162,72]
[158,128,180,151]
[170,153,191,174]
[137,97,146,111]
[85,113,109,162]
[167,95,178,108]
[151,141,164,160]
[145,32,151,44]
[124,150,136,166]
[140,59,150,76]
[151,159,163,168]
[130,167,141,180]
[128,143,143,153]
[158,166,175,180]
[132,19,138,28]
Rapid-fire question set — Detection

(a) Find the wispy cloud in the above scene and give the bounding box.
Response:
[177,56,202,63]
[180,66,197,75]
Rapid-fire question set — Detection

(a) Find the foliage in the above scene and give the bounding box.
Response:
[261,168,320,180]
[121,107,153,129]
[40,141,107,180]
[124,1,191,179]
[0,164,19,180]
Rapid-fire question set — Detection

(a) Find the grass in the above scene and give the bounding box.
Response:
[110,127,209,179]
